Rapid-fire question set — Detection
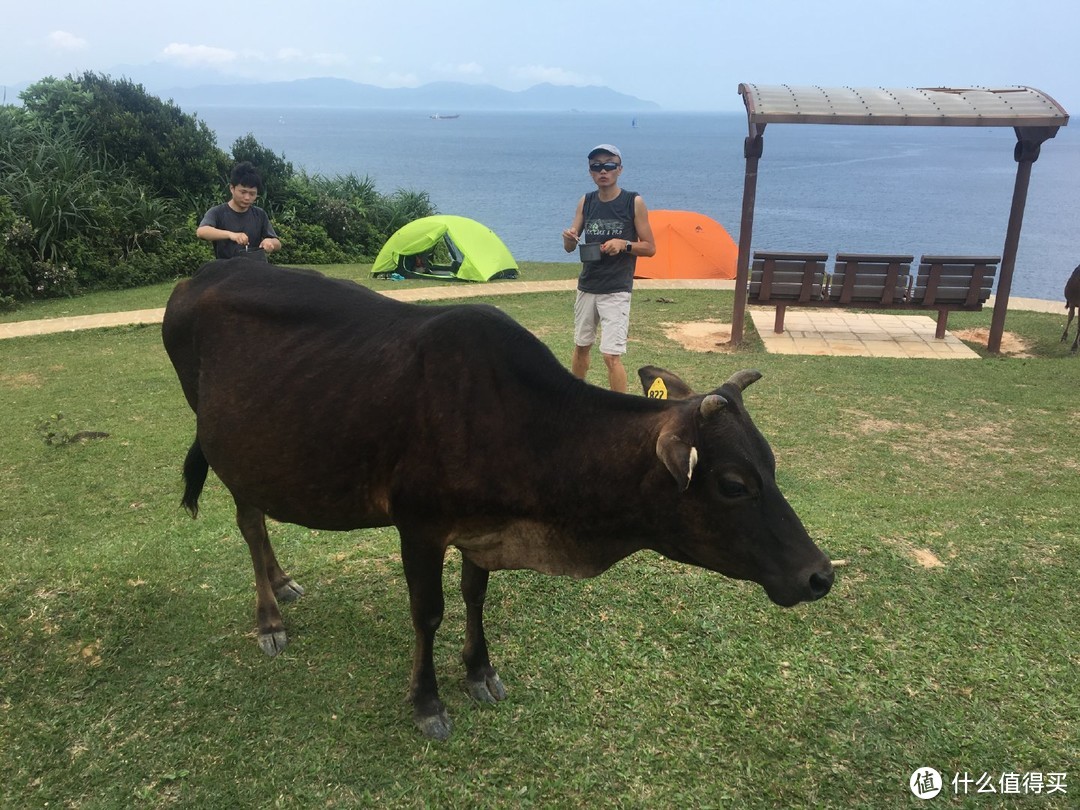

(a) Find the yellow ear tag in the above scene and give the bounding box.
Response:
[647,378,668,399]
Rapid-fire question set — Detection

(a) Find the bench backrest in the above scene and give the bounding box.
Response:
[911,256,999,306]
[750,251,828,302]
[828,254,913,304]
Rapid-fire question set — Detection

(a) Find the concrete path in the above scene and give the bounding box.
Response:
[0,278,1062,360]
[0,279,730,340]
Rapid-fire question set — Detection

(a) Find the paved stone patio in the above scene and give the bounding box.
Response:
[748,308,982,359]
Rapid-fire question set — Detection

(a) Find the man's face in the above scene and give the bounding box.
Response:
[588,153,622,188]
[229,184,259,211]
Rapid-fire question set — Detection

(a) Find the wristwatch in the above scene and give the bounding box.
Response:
[624,241,633,253]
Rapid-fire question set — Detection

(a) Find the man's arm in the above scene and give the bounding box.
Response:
[561,196,586,253]
[629,196,656,257]
[196,224,249,246]
[257,209,281,253]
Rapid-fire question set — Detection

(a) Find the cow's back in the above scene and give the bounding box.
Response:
[161,259,586,528]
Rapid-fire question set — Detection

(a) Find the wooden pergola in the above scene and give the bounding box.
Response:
[730,85,1070,352]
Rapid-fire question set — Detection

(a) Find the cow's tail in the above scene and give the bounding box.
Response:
[181,437,209,518]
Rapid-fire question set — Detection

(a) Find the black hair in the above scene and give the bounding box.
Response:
[229,161,262,190]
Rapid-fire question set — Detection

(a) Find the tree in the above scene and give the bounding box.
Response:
[21,72,228,199]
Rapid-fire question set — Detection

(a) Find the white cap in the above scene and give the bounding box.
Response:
[587,144,622,160]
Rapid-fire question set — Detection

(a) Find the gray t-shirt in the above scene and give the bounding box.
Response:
[199,203,278,260]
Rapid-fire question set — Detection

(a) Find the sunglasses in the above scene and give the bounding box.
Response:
[589,162,622,173]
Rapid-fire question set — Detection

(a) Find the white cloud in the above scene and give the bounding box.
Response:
[510,64,600,86]
[160,43,238,68]
[275,47,348,69]
[275,47,305,61]
[432,61,484,78]
[46,31,88,52]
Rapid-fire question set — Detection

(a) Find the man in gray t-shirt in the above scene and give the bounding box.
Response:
[197,161,281,261]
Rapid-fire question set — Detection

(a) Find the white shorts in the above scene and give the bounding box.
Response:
[574,290,632,356]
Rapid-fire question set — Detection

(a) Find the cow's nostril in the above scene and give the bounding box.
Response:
[809,569,834,599]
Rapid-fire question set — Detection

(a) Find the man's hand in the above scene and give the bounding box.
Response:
[230,232,249,246]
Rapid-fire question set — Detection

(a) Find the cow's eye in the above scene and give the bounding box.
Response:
[718,475,751,498]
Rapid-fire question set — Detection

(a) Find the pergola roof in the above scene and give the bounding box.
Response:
[738,84,1069,128]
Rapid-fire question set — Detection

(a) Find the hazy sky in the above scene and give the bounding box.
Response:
[3,0,1078,113]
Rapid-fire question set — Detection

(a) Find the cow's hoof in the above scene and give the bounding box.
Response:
[466,672,507,704]
[415,710,452,741]
[275,579,305,602]
[258,630,289,657]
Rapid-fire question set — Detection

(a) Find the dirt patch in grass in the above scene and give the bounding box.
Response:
[883,536,947,569]
[0,372,43,389]
[910,548,945,568]
[954,328,1032,357]
[662,320,735,353]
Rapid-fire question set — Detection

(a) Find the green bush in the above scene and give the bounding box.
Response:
[113,237,210,287]
[0,196,34,302]
[27,260,78,298]
[20,72,226,199]
[273,221,349,265]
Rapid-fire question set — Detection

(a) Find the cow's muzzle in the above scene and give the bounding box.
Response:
[807,566,834,601]
[767,562,834,607]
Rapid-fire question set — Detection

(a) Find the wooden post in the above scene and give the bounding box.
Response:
[731,127,764,345]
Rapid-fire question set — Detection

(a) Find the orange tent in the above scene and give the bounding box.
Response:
[634,210,738,280]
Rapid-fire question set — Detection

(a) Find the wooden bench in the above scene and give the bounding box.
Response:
[749,251,829,334]
[910,256,998,337]
[749,251,1000,337]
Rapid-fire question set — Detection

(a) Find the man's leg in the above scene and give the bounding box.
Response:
[602,353,628,393]
[596,292,632,393]
[572,291,598,380]
[571,344,592,379]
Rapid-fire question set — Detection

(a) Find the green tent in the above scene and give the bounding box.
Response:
[372,215,519,282]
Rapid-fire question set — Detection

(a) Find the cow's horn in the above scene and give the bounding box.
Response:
[699,393,728,419]
[724,369,763,391]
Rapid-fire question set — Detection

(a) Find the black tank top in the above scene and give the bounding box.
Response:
[578,190,638,294]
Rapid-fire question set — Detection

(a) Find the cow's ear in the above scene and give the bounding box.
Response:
[638,366,695,400]
[656,432,699,492]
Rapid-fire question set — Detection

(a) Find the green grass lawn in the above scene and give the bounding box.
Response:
[1,267,1076,808]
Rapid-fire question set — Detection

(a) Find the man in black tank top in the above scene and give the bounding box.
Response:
[561,144,655,392]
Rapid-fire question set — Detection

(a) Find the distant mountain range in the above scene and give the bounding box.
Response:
[160,78,661,112]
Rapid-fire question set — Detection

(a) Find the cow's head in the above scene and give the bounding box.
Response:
[638,366,833,607]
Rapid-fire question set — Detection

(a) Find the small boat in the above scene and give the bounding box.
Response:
[430,113,460,120]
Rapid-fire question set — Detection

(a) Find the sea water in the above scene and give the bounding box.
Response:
[193,107,1078,301]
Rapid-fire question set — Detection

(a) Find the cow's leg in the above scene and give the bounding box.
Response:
[400,535,451,740]
[461,556,507,704]
[1062,305,1075,343]
[236,502,297,656]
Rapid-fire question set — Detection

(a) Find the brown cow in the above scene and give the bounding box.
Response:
[162,259,833,740]
[1062,263,1080,352]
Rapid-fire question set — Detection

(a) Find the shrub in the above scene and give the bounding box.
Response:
[27,260,79,298]
[0,196,34,301]
[273,222,349,265]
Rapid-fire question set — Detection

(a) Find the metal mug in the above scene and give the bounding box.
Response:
[578,242,602,262]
